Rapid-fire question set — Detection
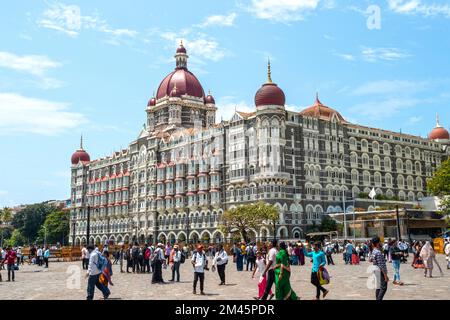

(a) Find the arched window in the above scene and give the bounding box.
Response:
[384,157,391,171]
[372,141,380,154]
[396,159,403,172]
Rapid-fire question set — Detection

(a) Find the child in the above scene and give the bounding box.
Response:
[252,251,273,300]
[99,251,114,288]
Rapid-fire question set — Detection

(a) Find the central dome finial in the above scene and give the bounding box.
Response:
[175,41,188,69]
[267,58,272,83]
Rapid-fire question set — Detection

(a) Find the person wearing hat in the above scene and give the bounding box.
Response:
[369,237,389,300]
[151,243,165,284]
[170,244,182,282]
[191,245,208,295]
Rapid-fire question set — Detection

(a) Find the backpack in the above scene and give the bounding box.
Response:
[95,252,107,271]
[180,252,186,264]
[132,247,139,258]
[248,246,255,258]
[144,248,151,260]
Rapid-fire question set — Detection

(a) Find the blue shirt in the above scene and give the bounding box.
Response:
[303,248,326,272]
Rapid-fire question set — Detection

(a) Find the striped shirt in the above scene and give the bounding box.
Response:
[371,248,387,274]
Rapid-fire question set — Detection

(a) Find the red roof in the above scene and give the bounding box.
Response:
[429,127,449,140]
[156,69,205,100]
[300,95,347,123]
[71,149,90,165]
[255,83,285,107]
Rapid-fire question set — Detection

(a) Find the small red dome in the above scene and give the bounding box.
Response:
[156,69,205,100]
[147,97,156,107]
[429,127,449,140]
[300,95,347,123]
[71,149,90,165]
[205,93,215,104]
[176,43,187,54]
[255,83,285,107]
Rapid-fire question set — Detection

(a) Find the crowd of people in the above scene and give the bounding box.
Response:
[0,245,51,282]
[2,236,449,301]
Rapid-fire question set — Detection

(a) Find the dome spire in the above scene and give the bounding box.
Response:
[267,58,272,83]
[80,134,84,150]
[436,113,442,127]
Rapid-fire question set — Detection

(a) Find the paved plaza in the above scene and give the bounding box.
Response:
[0,254,448,300]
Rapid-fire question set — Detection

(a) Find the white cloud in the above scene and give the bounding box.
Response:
[0,51,63,89]
[37,2,138,42]
[0,93,87,135]
[247,0,321,22]
[352,80,429,96]
[408,116,423,124]
[216,96,254,122]
[335,53,355,61]
[199,13,237,27]
[361,47,411,62]
[0,190,8,196]
[0,51,61,78]
[349,97,423,119]
[185,37,226,62]
[387,0,450,17]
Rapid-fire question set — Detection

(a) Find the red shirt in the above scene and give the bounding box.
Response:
[4,250,17,265]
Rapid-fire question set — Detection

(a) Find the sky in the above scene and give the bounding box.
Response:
[1,0,450,207]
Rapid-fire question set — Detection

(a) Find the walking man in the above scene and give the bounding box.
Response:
[81,245,89,270]
[259,240,277,300]
[370,237,389,301]
[86,245,110,300]
[212,244,228,285]
[192,245,208,295]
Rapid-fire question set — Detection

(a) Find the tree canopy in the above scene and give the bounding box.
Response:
[11,203,55,245]
[427,158,450,215]
[219,202,279,242]
[37,210,70,245]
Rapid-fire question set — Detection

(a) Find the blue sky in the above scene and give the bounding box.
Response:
[1,0,450,207]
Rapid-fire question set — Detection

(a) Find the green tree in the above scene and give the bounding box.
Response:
[7,229,27,247]
[219,202,279,242]
[0,207,13,225]
[37,210,70,245]
[427,158,450,215]
[319,215,338,232]
[11,203,54,244]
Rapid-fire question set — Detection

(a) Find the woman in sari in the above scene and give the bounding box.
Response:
[99,251,114,288]
[274,242,298,300]
[297,243,305,266]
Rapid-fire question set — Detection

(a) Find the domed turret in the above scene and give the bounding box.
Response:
[71,135,90,165]
[300,93,347,123]
[254,59,285,108]
[205,90,215,104]
[155,41,205,100]
[429,113,449,140]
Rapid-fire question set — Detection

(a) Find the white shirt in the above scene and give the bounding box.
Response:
[173,250,182,263]
[37,248,43,257]
[154,247,164,261]
[213,250,228,266]
[192,251,207,273]
[266,248,278,270]
[87,249,102,276]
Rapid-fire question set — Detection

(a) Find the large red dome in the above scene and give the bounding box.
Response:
[157,69,205,100]
[155,44,205,100]
[300,95,347,123]
[254,60,285,107]
[71,149,90,165]
[429,127,449,140]
[255,83,286,107]
[429,114,449,140]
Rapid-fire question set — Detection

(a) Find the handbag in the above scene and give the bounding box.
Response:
[318,267,330,285]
